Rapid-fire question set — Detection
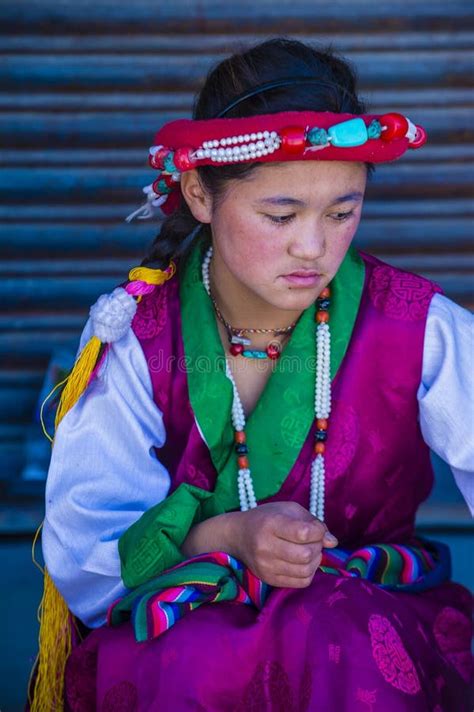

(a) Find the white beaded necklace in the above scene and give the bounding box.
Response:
[202,245,331,521]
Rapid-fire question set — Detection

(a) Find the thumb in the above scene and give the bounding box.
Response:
[322,530,339,548]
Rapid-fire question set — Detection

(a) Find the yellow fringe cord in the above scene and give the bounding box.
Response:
[31,336,102,711]
[27,523,43,705]
[30,571,72,712]
[31,521,45,580]
[31,263,176,710]
[54,335,102,431]
[39,377,70,444]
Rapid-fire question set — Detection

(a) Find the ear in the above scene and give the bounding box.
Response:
[180,170,213,223]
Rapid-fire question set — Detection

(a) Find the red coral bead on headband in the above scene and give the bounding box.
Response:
[379,113,410,141]
[280,126,307,154]
[173,146,198,171]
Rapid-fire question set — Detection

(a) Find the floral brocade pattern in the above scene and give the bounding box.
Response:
[132,286,168,340]
[232,658,313,712]
[64,649,97,712]
[185,463,212,489]
[101,680,138,712]
[325,401,359,479]
[433,606,473,683]
[369,264,440,321]
[64,576,473,711]
[368,614,421,695]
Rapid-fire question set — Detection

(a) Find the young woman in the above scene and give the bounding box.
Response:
[36,38,472,711]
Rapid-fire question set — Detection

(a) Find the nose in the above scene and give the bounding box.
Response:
[287,219,326,262]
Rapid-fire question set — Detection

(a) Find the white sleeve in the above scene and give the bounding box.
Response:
[42,321,171,628]
[418,293,474,514]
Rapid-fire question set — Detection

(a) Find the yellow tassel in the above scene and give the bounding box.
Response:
[54,335,102,431]
[128,261,175,285]
[31,336,103,710]
[31,263,176,709]
[30,571,72,712]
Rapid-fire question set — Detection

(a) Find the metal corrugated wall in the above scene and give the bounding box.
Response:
[1,1,473,511]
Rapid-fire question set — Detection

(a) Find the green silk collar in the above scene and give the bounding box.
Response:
[180,240,365,511]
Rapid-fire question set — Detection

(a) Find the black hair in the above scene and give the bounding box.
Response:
[142,37,371,268]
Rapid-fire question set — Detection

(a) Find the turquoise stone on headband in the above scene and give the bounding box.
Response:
[367,119,382,139]
[328,118,368,148]
[163,152,177,173]
[307,127,329,146]
[156,179,173,194]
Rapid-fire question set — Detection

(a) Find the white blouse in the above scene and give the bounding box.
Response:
[42,293,474,628]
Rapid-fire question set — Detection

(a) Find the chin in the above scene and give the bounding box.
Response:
[271,290,319,312]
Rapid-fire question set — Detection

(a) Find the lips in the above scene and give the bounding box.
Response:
[281,271,322,288]
[286,270,320,277]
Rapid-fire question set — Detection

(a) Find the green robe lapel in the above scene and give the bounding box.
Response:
[180,240,365,512]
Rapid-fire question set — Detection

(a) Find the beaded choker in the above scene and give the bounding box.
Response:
[203,257,297,361]
[202,245,331,519]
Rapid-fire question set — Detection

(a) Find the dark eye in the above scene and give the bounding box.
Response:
[266,214,296,226]
[330,210,354,222]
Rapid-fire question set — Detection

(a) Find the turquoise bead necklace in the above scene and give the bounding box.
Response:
[205,265,297,361]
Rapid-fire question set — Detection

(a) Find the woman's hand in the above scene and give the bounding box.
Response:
[230,501,338,588]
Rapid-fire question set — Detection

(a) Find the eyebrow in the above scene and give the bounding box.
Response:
[254,192,364,207]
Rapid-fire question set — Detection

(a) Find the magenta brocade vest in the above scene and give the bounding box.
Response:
[131,252,442,548]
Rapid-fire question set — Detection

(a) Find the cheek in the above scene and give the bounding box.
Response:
[337,224,356,251]
[330,217,360,256]
[218,213,282,275]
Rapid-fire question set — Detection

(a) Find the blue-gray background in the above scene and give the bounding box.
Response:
[0,1,472,709]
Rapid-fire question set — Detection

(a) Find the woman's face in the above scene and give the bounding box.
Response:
[208,159,367,314]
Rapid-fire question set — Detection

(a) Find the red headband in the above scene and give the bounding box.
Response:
[126,110,427,221]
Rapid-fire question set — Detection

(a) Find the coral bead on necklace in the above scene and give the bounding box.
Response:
[202,245,332,520]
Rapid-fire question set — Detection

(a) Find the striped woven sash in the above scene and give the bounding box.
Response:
[108,538,450,642]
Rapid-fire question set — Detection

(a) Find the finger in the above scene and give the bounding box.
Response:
[273,539,322,566]
[271,554,323,580]
[322,531,339,548]
[275,517,329,545]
